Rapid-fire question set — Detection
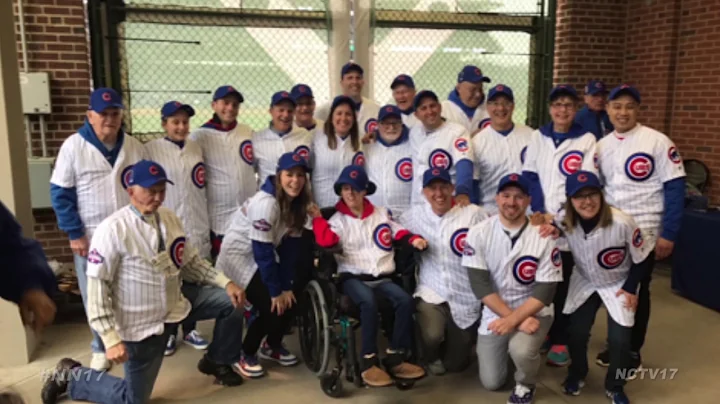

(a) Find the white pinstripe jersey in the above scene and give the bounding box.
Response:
[364,138,413,218]
[400,203,488,329]
[252,127,313,184]
[473,124,534,214]
[85,205,230,343]
[401,112,419,128]
[310,131,365,208]
[50,132,146,241]
[409,121,474,206]
[294,119,325,138]
[189,124,257,235]
[215,189,288,289]
[144,138,211,259]
[328,204,408,278]
[315,97,381,137]
[441,100,490,134]
[462,215,563,335]
[562,207,651,327]
[596,124,686,250]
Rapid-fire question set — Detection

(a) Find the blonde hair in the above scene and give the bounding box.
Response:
[561,192,613,234]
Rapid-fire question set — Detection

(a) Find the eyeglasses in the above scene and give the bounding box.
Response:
[551,102,575,110]
[571,191,601,201]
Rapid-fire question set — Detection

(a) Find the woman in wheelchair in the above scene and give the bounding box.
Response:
[215,152,310,378]
[308,165,427,387]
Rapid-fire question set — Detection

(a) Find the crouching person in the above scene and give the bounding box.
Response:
[310,165,426,387]
[42,160,246,404]
[461,173,562,404]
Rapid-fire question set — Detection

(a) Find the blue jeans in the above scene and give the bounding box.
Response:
[342,278,414,356]
[74,254,105,354]
[69,284,244,404]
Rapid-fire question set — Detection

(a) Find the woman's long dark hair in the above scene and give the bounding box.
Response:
[562,189,614,234]
[323,99,360,151]
[274,172,311,232]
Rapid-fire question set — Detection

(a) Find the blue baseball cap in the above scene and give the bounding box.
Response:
[127,160,174,188]
[549,85,579,101]
[290,84,314,101]
[341,62,364,77]
[213,85,244,103]
[608,84,641,104]
[422,167,452,188]
[276,151,310,173]
[161,101,195,120]
[497,173,530,195]
[413,90,439,109]
[457,65,491,84]
[89,88,124,113]
[585,80,608,96]
[270,91,295,107]
[488,84,514,102]
[331,95,356,111]
[334,165,376,196]
[378,104,402,121]
[566,170,602,197]
[391,74,415,89]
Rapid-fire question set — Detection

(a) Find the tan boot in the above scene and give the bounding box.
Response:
[361,365,393,387]
[391,361,426,380]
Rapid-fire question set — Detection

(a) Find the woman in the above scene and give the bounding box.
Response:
[311,95,366,208]
[542,170,651,404]
[215,152,310,379]
[310,165,426,387]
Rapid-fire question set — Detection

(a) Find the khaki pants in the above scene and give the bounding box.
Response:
[415,299,475,372]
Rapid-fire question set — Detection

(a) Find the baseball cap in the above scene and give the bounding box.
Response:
[161,101,195,120]
[497,173,530,195]
[213,85,244,103]
[378,105,402,121]
[341,62,364,77]
[391,74,415,89]
[276,151,310,173]
[290,84,314,101]
[413,90,439,109]
[566,170,602,197]
[334,165,376,196]
[331,95,356,111]
[457,65,492,84]
[585,80,608,95]
[608,84,641,104]
[127,160,174,188]
[423,167,452,188]
[549,85,579,102]
[270,91,295,108]
[488,84,514,102]
[89,88,124,113]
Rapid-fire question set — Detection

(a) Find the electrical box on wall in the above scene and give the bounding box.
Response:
[27,157,54,209]
[19,72,52,114]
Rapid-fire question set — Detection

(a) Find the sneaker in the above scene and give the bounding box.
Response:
[391,361,425,379]
[606,390,630,404]
[625,352,643,381]
[41,358,82,404]
[547,345,570,367]
[233,354,265,378]
[165,334,177,356]
[507,384,536,404]
[428,359,447,376]
[89,352,111,371]
[198,355,243,386]
[183,330,210,350]
[596,349,610,367]
[361,365,393,387]
[539,337,551,355]
[258,341,299,366]
[562,377,585,396]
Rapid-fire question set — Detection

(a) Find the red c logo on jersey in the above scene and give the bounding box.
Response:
[454,138,469,153]
[597,246,626,270]
[170,237,186,268]
[191,162,206,188]
[120,165,134,189]
[449,228,469,257]
[551,247,562,267]
[239,140,254,165]
[373,224,393,252]
[668,146,682,164]
[294,145,310,161]
[352,151,365,166]
[428,149,453,170]
[632,228,644,248]
[365,119,378,135]
[478,118,491,130]
[513,256,538,285]
[559,150,584,176]
[395,158,413,182]
[624,153,654,181]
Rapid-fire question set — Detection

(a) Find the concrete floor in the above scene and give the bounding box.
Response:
[1,272,719,403]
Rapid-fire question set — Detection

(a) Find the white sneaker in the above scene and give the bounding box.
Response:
[90,352,111,371]
[428,359,446,376]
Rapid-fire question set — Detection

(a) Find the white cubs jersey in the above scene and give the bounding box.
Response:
[189,124,257,235]
[145,138,212,259]
[441,100,490,134]
[562,207,651,327]
[462,216,563,335]
[294,119,325,139]
[401,112,419,128]
[315,97,381,137]
[215,189,288,289]
[50,133,146,241]
[400,203,488,329]
[311,131,366,208]
[252,127,313,184]
[473,124,534,214]
[364,138,413,218]
[409,121,474,205]
[596,124,686,250]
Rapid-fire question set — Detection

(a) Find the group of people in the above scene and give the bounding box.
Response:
[37,61,686,404]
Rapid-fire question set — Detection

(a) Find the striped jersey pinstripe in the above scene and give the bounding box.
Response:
[310,131,365,208]
[252,126,313,185]
[364,138,413,218]
[440,100,490,134]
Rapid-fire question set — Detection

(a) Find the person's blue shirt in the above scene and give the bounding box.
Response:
[575,105,613,140]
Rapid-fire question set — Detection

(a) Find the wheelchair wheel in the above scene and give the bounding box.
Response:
[320,370,344,398]
[298,280,331,376]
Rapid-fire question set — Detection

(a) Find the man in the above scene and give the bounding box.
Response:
[50,87,146,371]
[291,84,324,136]
[409,90,475,207]
[41,160,246,404]
[594,85,686,374]
[400,168,487,375]
[472,84,534,215]
[574,80,614,140]
[441,65,491,134]
[390,74,419,128]
[462,173,562,404]
[314,62,380,137]
[190,85,256,258]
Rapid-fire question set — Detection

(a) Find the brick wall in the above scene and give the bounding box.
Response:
[13,0,90,263]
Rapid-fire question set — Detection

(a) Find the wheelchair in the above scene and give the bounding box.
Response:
[296,210,423,398]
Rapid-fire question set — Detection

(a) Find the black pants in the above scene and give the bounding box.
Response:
[631,250,655,353]
[242,271,295,355]
[568,293,631,391]
[548,251,575,345]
